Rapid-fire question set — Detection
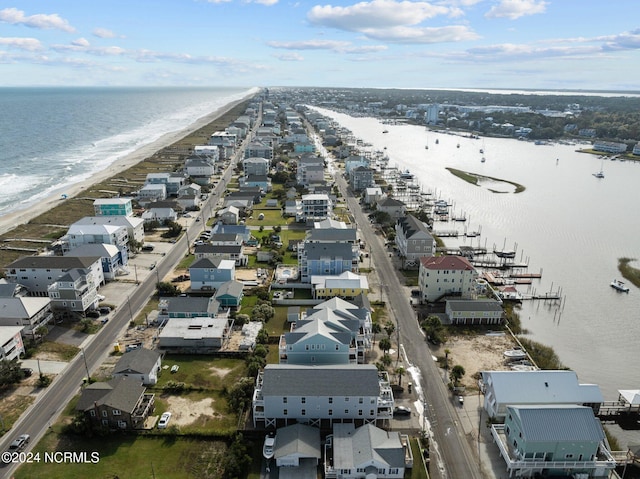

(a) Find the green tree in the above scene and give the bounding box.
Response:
[156,282,180,297]
[421,315,446,344]
[0,359,23,386]
[371,321,382,344]
[395,366,406,387]
[222,433,252,479]
[226,377,255,414]
[383,320,395,338]
[251,303,275,322]
[450,365,466,386]
[378,337,392,355]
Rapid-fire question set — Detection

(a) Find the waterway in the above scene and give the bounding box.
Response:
[314,108,640,408]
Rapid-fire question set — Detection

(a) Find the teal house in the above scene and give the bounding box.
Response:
[93,198,133,217]
[492,405,616,478]
[214,280,244,308]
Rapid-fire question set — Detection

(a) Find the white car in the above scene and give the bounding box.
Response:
[158,412,172,429]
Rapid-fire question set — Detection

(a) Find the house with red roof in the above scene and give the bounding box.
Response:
[418,255,478,302]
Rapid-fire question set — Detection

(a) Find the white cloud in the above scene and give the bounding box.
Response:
[308,0,451,31]
[251,0,279,5]
[93,28,122,39]
[72,38,90,47]
[0,36,42,51]
[362,25,479,43]
[485,0,547,20]
[0,7,75,32]
[274,52,305,61]
[267,39,388,53]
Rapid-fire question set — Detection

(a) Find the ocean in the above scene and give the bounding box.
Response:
[0,86,256,216]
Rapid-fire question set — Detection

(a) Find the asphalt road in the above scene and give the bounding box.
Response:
[334,171,484,479]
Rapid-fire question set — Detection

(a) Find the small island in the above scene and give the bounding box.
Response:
[446,167,526,193]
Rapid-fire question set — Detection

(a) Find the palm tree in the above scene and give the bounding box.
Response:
[378,337,392,355]
[395,366,406,387]
[371,321,382,345]
[450,365,466,386]
[384,320,395,338]
[444,348,451,370]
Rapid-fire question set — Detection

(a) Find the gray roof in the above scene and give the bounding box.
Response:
[508,405,604,443]
[397,214,430,238]
[275,423,321,460]
[76,376,145,413]
[261,364,380,397]
[307,228,357,242]
[113,348,161,375]
[7,256,100,269]
[194,244,242,254]
[447,299,503,312]
[190,257,226,269]
[215,280,244,298]
[304,242,353,260]
[333,423,405,470]
[160,296,216,314]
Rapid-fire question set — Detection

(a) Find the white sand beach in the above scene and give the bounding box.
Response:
[0,94,252,237]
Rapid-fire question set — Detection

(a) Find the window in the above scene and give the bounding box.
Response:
[328,409,333,416]
[344,409,349,414]
[359,397,363,404]
[102,419,108,426]
[358,409,363,416]
[283,397,288,403]
[328,397,333,404]
[118,421,127,429]
[112,409,121,416]
[301,397,306,404]
[283,409,288,416]
[565,454,574,459]
[90,410,96,417]
[345,397,349,402]
[301,409,306,416]
[102,411,108,417]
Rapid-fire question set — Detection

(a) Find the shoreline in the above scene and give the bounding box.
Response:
[0,91,257,237]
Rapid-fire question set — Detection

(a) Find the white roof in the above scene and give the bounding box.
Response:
[482,370,604,405]
[0,326,25,344]
[74,216,143,229]
[159,317,228,340]
[619,390,640,405]
[67,224,124,235]
[93,198,131,205]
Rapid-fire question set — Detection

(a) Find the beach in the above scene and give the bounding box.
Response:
[0,92,254,237]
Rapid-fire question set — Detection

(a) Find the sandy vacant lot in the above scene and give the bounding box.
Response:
[432,333,520,391]
[165,396,218,427]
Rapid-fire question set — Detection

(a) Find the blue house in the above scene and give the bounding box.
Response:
[214,280,244,308]
[210,222,252,243]
[189,258,235,291]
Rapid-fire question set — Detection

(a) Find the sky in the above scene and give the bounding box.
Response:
[0,1,639,90]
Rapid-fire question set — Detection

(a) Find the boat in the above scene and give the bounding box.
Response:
[435,138,439,145]
[456,143,460,148]
[263,432,275,459]
[399,170,414,180]
[593,170,604,178]
[504,348,527,360]
[494,249,516,259]
[481,156,486,163]
[610,279,630,293]
[382,129,389,134]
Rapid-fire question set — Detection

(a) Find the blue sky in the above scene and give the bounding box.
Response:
[1,0,639,90]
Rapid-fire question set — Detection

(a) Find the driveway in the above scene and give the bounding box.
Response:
[45,324,90,347]
[21,359,68,374]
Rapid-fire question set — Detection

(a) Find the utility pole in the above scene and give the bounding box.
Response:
[81,347,91,382]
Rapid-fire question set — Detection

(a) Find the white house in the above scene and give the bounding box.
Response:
[0,326,26,361]
[298,194,332,222]
[73,216,144,246]
[66,223,129,254]
[480,370,604,420]
[252,364,394,428]
[112,348,162,386]
[418,255,477,302]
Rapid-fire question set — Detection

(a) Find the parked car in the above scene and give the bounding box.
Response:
[99,306,111,315]
[86,310,100,319]
[9,434,30,451]
[393,406,412,417]
[158,412,171,429]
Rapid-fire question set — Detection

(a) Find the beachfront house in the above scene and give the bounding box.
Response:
[188,257,235,292]
[93,198,133,217]
[73,216,145,247]
[0,326,25,361]
[184,156,215,185]
[417,255,477,303]
[324,423,412,479]
[363,186,384,206]
[144,172,185,196]
[138,183,167,203]
[490,405,616,478]
[252,364,394,428]
[5,256,104,297]
[75,377,155,431]
[112,348,162,386]
[480,370,604,420]
[65,223,129,256]
[0,286,53,336]
[208,131,237,160]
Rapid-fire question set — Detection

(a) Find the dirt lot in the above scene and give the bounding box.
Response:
[164,395,218,426]
[432,333,520,391]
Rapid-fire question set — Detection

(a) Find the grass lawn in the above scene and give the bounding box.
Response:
[15,432,229,479]
[0,392,35,437]
[245,208,286,226]
[36,340,80,362]
[155,355,245,391]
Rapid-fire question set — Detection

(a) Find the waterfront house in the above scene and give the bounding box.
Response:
[363,186,384,206]
[184,157,215,185]
[324,423,412,479]
[208,131,237,160]
[141,204,178,224]
[75,376,155,431]
[65,223,129,256]
[5,256,104,297]
[394,215,434,266]
[93,197,133,217]
[138,183,167,203]
[157,315,232,353]
[491,405,615,478]
[0,326,25,361]
[252,364,394,428]
[480,370,604,420]
[418,255,477,303]
[377,196,406,220]
[214,280,244,308]
[445,299,504,325]
[144,172,185,196]
[73,215,145,246]
[112,348,162,386]
[193,244,247,266]
[188,257,235,292]
[349,166,375,191]
[272,423,321,473]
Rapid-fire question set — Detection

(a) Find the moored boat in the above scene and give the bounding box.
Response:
[504,348,527,360]
[610,279,629,293]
